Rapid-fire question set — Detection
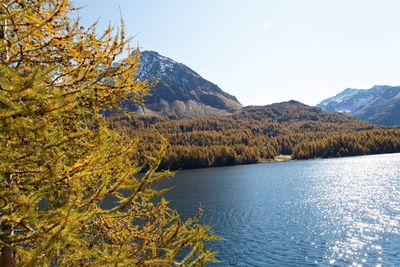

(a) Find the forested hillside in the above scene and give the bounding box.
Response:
[292,129,400,159]
[111,101,400,170]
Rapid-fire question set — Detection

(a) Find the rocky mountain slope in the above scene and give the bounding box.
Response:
[123,51,242,118]
[317,85,400,126]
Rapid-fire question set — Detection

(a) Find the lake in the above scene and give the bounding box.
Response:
[159,153,400,266]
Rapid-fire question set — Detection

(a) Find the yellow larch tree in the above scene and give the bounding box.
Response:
[0,0,218,266]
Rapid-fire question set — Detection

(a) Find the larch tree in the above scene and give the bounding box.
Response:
[0,0,218,266]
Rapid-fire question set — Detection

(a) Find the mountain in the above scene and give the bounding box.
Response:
[317,85,400,126]
[123,50,242,118]
[234,100,317,121]
[121,100,380,170]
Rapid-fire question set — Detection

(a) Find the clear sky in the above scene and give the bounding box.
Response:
[72,0,400,106]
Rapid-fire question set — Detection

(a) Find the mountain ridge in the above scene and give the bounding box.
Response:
[125,50,399,127]
[124,50,242,118]
[317,85,400,126]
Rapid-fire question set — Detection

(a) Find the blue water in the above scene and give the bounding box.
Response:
[159,153,400,266]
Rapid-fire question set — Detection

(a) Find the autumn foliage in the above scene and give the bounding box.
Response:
[0,1,217,266]
[111,103,400,169]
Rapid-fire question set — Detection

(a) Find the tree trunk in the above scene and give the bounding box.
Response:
[0,221,15,267]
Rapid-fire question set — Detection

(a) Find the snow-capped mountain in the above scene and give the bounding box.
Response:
[317,85,400,126]
[123,50,242,118]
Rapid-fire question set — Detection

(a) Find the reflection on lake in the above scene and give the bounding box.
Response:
[158,153,400,266]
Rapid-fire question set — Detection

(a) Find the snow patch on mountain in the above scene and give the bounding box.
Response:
[317,85,400,126]
[126,50,242,118]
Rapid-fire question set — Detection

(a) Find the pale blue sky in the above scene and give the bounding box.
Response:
[72,0,400,106]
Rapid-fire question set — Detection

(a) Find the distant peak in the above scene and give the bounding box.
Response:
[130,49,242,118]
[317,84,400,126]
[286,100,305,105]
[369,85,399,91]
[342,88,358,93]
[141,50,157,54]
[271,100,306,107]
[371,85,390,89]
[138,50,159,56]
[140,50,173,62]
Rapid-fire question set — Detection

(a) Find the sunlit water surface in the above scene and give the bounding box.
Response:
[158,153,400,266]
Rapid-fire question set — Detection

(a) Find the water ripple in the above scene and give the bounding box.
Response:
[162,153,400,266]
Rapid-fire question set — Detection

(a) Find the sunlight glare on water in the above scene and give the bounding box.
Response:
[307,155,400,266]
[163,153,400,266]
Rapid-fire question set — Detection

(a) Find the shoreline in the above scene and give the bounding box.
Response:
[259,154,293,163]
[168,152,400,172]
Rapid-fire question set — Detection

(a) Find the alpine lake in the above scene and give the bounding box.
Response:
[157,153,400,266]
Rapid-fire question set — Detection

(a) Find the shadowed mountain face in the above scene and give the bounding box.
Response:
[123,51,242,118]
[317,85,400,126]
